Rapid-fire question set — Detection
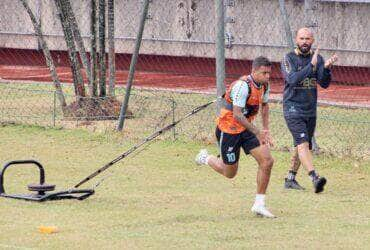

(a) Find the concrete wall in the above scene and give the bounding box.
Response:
[0,0,369,66]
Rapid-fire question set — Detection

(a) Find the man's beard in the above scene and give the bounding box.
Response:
[298,44,311,54]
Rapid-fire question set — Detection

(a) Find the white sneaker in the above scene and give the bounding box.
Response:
[251,203,276,218]
[195,149,209,165]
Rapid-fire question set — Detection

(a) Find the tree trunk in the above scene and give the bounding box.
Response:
[19,0,67,108]
[98,0,106,97]
[64,0,93,92]
[107,0,115,96]
[90,0,98,96]
[55,0,85,99]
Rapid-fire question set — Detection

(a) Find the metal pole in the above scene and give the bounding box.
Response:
[36,0,42,50]
[278,0,295,50]
[311,135,319,153]
[304,0,319,152]
[117,0,150,131]
[53,91,56,127]
[215,0,226,116]
[171,98,176,140]
[304,0,317,29]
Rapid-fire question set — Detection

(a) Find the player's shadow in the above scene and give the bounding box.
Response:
[108,212,257,231]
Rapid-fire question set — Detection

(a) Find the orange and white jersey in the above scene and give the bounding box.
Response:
[217,75,269,134]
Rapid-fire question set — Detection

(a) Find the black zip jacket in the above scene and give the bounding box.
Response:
[281,50,331,117]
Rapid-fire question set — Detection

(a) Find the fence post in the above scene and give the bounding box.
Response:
[36,0,42,50]
[278,0,295,50]
[52,91,56,127]
[304,0,319,152]
[117,0,150,131]
[304,0,318,29]
[171,98,176,140]
[215,0,226,116]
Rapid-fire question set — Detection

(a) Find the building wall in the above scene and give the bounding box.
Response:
[0,0,369,66]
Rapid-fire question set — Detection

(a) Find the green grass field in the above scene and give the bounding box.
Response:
[0,125,369,249]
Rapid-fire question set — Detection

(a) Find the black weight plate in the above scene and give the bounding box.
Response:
[28,183,56,192]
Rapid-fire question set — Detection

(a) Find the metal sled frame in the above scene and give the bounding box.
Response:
[0,160,94,202]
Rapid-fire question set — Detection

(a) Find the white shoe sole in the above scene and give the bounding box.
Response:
[251,208,276,218]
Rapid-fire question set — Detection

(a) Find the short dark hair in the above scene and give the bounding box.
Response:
[252,56,272,69]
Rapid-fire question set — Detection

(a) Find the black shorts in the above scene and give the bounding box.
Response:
[215,127,260,165]
[284,116,316,149]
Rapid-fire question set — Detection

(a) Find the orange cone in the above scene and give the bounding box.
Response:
[38,226,58,234]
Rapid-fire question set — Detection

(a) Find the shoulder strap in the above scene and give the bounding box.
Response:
[262,83,268,94]
[222,79,251,111]
[239,78,251,102]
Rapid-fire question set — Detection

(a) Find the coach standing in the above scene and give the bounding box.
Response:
[281,27,338,193]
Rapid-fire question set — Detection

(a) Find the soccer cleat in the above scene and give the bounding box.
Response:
[313,176,327,193]
[195,149,209,165]
[251,204,276,218]
[284,178,305,190]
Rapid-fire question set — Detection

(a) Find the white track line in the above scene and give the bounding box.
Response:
[0,72,71,80]
[320,86,370,93]
[0,244,35,250]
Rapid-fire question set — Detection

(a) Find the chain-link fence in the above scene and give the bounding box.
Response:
[0,0,369,160]
[0,83,368,160]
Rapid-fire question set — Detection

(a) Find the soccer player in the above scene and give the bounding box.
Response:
[195,56,275,218]
[281,27,337,192]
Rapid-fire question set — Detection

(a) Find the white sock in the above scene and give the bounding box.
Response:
[255,194,265,206]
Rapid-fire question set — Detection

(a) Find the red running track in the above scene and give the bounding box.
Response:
[0,48,369,106]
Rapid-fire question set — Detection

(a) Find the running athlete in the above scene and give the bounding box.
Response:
[195,56,275,218]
